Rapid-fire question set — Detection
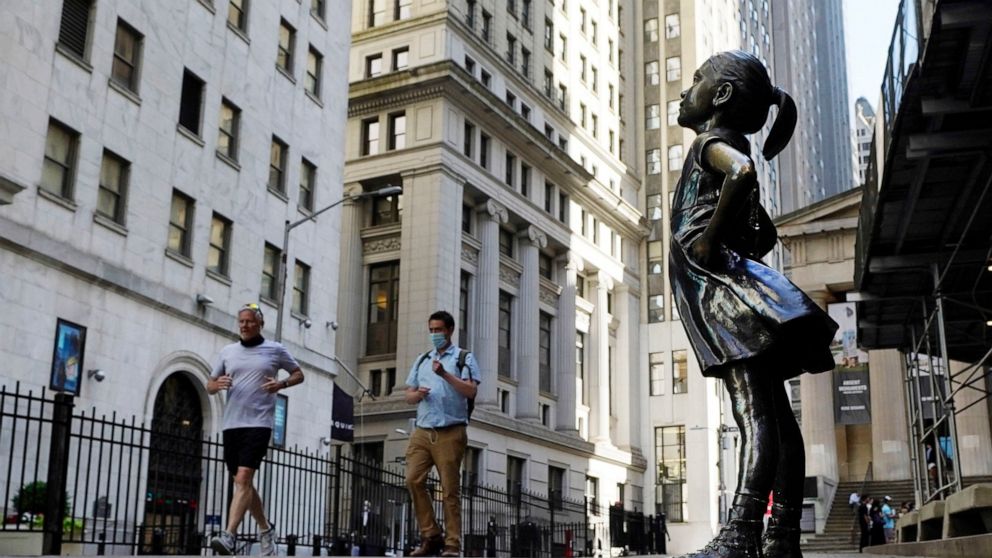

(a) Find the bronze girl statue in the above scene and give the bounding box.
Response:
[670,51,838,558]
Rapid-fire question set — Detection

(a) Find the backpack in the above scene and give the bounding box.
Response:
[417,349,476,421]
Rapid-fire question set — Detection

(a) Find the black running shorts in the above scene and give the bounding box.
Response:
[222,427,272,476]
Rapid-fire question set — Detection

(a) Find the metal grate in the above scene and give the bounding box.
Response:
[58,0,92,58]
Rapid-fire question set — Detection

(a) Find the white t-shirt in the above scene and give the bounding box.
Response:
[211,340,300,431]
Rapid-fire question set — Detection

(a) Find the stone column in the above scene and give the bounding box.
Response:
[591,271,613,443]
[473,200,507,408]
[951,360,992,476]
[614,283,634,449]
[555,252,579,433]
[801,290,839,483]
[869,349,911,480]
[334,183,365,393]
[515,225,546,421]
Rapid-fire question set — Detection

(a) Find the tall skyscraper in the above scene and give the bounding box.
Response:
[338,0,647,532]
[852,97,876,185]
[771,0,854,213]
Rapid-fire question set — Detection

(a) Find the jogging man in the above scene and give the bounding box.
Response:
[208,304,304,555]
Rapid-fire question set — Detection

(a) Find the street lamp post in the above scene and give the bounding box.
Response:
[274,185,402,342]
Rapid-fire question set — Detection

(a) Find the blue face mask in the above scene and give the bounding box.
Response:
[430,332,447,350]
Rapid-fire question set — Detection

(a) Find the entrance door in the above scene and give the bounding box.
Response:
[142,373,204,554]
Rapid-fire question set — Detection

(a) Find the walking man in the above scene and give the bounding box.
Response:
[404,311,480,557]
[208,304,304,555]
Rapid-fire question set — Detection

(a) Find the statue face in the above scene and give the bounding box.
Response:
[678,66,722,130]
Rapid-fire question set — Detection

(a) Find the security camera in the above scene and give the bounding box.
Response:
[87,369,106,382]
[303,319,313,329]
[195,293,214,305]
[326,320,339,330]
[320,436,332,446]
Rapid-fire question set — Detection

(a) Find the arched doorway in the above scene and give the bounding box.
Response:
[142,373,204,554]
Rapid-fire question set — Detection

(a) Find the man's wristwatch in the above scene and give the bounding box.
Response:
[281,379,290,389]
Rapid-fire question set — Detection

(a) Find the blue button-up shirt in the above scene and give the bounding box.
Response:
[405,344,480,428]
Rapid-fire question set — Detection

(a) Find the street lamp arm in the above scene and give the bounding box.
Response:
[285,197,349,233]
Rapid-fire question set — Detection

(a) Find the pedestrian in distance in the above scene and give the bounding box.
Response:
[670,49,838,558]
[207,303,304,555]
[404,310,480,557]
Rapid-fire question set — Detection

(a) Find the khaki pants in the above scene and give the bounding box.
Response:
[405,425,467,550]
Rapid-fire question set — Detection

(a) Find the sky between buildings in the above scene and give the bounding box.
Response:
[843,0,901,123]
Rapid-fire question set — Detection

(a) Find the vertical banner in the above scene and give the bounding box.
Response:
[829,303,871,424]
[331,384,355,442]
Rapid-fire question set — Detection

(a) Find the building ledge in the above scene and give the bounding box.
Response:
[0,174,27,205]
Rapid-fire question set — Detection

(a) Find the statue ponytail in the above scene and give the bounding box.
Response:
[762,87,797,161]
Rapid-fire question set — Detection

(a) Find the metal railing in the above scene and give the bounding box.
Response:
[0,383,665,556]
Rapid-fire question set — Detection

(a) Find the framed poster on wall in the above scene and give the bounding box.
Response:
[49,318,87,396]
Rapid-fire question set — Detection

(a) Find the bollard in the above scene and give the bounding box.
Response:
[151,528,165,555]
[313,534,322,556]
[97,532,106,555]
[287,534,298,556]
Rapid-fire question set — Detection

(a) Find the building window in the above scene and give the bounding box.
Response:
[591,114,598,138]
[463,121,475,158]
[392,47,409,70]
[559,34,567,61]
[463,445,482,487]
[261,243,280,300]
[505,90,517,109]
[544,181,555,214]
[521,164,531,197]
[371,189,401,225]
[544,18,554,51]
[645,61,659,85]
[111,19,142,93]
[368,0,386,27]
[395,0,411,19]
[671,293,680,320]
[522,0,531,26]
[58,0,93,60]
[558,84,567,111]
[299,158,316,212]
[365,54,383,77]
[480,133,490,169]
[228,0,249,31]
[310,0,325,20]
[506,33,516,64]
[499,228,514,258]
[590,21,597,44]
[306,47,322,97]
[507,456,525,504]
[539,312,552,392]
[644,18,658,42]
[97,150,129,224]
[362,118,380,155]
[480,69,491,88]
[558,193,568,223]
[655,425,686,522]
[507,0,517,16]
[591,66,598,92]
[576,331,585,403]
[498,290,512,377]
[649,352,665,395]
[41,119,79,199]
[367,261,400,355]
[388,112,406,150]
[667,100,680,126]
[462,204,473,234]
[208,213,232,277]
[481,10,492,42]
[549,466,566,509]
[464,55,476,74]
[178,69,205,136]
[217,99,241,161]
[666,56,681,81]
[646,104,660,130]
[586,476,600,514]
[665,14,681,38]
[292,260,310,315]
[673,350,688,394]
[370,368,397,397]
[521,48,531,76]
[505,153,521,189]
[277,19,295,74]
[647,194,663,221]
[539,253,553,280]
[459,271,471,344]
[648,295,664,324]
[466,0,476,28]
[646,149,661,174]
[668,145,684,171]
[167,190,194,257]
[268,136,288,194]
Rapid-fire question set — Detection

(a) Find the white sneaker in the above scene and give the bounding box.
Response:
[259,523,277,556]
[210,530,236,555]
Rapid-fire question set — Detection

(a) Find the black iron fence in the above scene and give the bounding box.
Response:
[0,383,666,555]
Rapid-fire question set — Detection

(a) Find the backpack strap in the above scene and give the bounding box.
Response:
[415,351,432,375]
[456,349,473,381]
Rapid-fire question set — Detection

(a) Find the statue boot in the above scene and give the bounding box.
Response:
[762,502,802,558]
[681,493,765,558]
